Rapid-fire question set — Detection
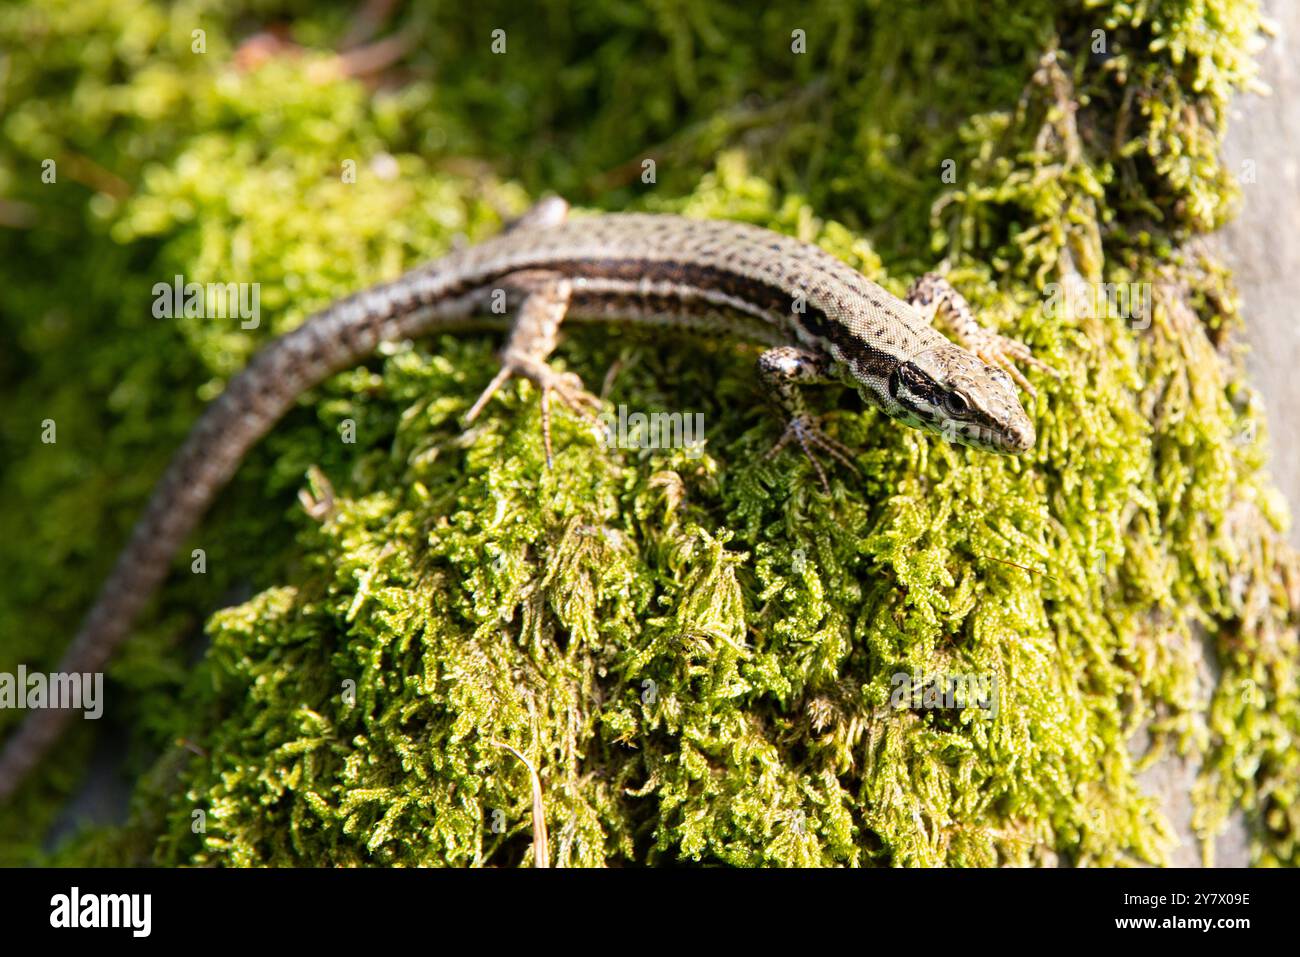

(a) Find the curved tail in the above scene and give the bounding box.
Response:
[0,285,442,800]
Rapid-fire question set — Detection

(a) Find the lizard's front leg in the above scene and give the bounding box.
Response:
[907,273,1055,396]
[758,345,859,493]
[464,269,599,466]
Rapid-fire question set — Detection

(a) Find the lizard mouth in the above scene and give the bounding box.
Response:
[994,419,1035,453]
[889,399,1029,454]
[945,419,1035,454]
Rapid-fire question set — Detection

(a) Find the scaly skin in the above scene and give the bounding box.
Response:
[0,202,1048,800]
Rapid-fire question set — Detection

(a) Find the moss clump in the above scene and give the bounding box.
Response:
[2,0,1296,866]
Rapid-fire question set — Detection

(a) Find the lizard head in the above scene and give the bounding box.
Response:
[882,344,1035,453]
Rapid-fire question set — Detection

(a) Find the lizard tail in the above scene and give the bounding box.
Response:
[0,280,465,801]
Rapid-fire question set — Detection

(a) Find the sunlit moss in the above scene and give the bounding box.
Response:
[1,0,1295,866]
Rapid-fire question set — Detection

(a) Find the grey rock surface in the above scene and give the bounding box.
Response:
[1220,1,1300,547]
[1138,0,1299,867]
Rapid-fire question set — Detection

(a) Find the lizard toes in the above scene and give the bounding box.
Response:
[766,414,858,492]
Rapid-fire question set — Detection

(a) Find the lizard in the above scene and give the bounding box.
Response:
[0,197,1051,800]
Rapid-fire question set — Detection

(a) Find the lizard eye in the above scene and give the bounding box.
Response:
[943,392,970,417]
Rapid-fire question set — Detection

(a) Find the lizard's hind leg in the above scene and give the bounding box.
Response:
[503,194,570,233]
[464,270,600,466]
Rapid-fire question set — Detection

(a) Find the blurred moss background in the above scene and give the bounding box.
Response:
[1,0,1297,865]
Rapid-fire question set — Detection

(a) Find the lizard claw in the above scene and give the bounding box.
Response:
[906,273,1057,399]
[967,331,1058,399]
[766,414,859,493]
[464,353,601,467]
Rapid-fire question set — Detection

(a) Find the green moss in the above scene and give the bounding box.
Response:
[2,0,1297,866]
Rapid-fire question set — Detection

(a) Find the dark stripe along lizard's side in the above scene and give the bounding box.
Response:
[0,200,1049,799]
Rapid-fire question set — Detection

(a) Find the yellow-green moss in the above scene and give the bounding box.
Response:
[2,0,1296,866]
